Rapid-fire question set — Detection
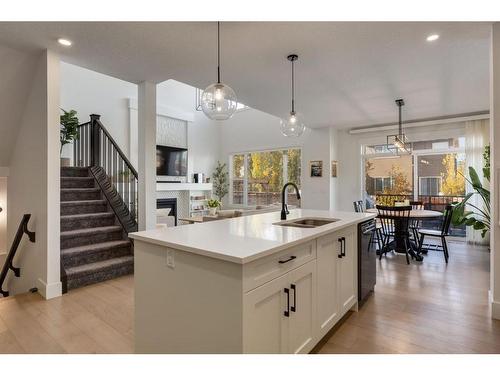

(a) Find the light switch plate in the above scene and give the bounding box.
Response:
[166,249,175,268]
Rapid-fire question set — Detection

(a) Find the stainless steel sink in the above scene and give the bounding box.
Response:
[274,217,340,228]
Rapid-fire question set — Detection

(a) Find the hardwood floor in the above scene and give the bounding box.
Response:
[0,239,498,354]
[0,274,134,353]
[318,239,500,354]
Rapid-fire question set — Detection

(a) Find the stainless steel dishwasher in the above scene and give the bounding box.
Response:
[358,219,377,306]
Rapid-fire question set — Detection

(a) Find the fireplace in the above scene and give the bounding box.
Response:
[157,198,178,226]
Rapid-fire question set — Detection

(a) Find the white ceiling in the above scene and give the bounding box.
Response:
[0,22,491,129]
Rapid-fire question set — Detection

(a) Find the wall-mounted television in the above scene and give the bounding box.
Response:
[156,145,188,176]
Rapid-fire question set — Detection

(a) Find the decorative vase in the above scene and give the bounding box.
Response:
[209,207,218,216]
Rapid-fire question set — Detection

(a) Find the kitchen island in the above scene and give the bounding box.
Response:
[129,209,376,353]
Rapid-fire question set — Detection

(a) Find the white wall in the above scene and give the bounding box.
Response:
[60,62,137,158]
[336,121,467,212]
[490,23,500,320]
[0,176,7,255]
[6,50,61,299]
[61,64,220,181]
[218,108,334,210]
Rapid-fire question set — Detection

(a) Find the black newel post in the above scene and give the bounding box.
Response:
[90,114,101,167]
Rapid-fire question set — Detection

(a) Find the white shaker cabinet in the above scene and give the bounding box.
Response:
[243,260,316,354]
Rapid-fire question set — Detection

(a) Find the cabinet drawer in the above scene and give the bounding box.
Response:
[243,241,316,292]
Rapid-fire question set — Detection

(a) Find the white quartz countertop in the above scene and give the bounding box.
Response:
[129,209,376,264]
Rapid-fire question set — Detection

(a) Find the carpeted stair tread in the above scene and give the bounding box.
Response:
[61,188,100,193]
[61,176,95,188]
[60,225,122,236]
[61,199,107,206]
[61,240,131,256]
[65,256,134,278]
[61,212,114,220]
[60,212,116,231]
[61,167,89,177]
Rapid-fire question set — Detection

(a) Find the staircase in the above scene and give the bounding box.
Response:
[60,166,133,292]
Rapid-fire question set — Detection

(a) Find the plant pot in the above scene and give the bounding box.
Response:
[61,157,71,167]
[209,207,218,216]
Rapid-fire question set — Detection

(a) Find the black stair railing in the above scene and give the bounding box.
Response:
[0,214,36,297]
[73,114,138,231]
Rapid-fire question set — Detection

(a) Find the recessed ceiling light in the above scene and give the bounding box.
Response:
[426,34,439,42]
[57,38,72,47]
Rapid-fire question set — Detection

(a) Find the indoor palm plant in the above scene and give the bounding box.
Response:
[451,145,490,238]
[60,109,79,166]
[212,161,229,202]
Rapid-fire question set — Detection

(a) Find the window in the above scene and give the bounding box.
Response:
[419,177,441,196]
[373,177,394,193]
[230,148,301,207]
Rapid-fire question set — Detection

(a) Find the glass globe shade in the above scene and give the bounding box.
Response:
[281,111,305,137]
[201,83,238,120]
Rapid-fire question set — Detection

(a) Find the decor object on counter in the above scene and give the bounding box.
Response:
[207,199,221,216]
[212,161,229,201]
[60,109,79,166]
[387,99,412,155]
[331,160,338,177]
[310,160,323,177]
[281,54,306,137]
[200,22,238,121]
[193,173,204,183]
[452,145,490,238]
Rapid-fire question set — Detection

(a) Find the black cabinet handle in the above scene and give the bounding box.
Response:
[342,237,346,257]
[279,255,296,264]
[284,288,290,317]
[291,284,296,312]
[338,238,343,258]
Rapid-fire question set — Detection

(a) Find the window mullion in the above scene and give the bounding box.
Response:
[243,153,249,207]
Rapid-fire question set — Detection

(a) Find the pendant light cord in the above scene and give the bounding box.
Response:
[217,21,221,84]
[291,58,295,113]
[398,103,402,136]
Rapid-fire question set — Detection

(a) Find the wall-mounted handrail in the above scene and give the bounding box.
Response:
[0,214,36,297]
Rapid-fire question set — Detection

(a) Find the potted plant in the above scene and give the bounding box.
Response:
[212,161,229,202]
[452,145,490,239]
[60,109,79,167]
[207,199,221,216]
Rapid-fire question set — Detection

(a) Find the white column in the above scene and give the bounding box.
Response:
[138,81,157,231]
[41,50,62,298]
[490,23,500,320]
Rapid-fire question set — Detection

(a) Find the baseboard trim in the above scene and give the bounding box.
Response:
[36,278,62,299]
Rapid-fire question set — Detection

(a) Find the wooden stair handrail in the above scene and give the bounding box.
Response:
[0,214,36,297]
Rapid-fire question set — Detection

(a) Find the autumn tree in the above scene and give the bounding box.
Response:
[383,165,411,195]
[440,153,465,196]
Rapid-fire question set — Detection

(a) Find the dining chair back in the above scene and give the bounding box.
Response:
[353,200,364,213]
[410,201,424,210]
[376,205,413,264]
[441,205,453,236]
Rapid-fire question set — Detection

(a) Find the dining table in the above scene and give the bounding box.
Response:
[366,208,442,261]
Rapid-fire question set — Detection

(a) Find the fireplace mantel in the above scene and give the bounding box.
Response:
[156,183,213,192]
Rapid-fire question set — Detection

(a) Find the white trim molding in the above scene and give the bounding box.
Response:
[36,278,62,300]
[128,98,195,123]
[349,111,489,134]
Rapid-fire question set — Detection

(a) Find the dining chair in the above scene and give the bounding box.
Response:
[417,205,453,263]
[409,201,424,247]
[353,200,364,213]
[376,205,413,264]
[354,200,384,251]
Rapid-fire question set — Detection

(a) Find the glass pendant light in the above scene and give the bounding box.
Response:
[201,22,238,121]
[281,54,305,137]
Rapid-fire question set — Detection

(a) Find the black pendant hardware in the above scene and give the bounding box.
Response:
[290,284,296,312]
[338,238,343,258]
[342,237,346,257]
[279,255,297,264]
[284,287,290,317]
